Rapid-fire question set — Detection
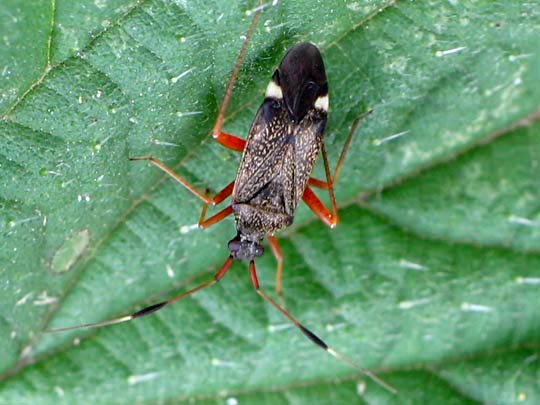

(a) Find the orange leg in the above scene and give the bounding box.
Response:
[130,156,214,204]
[213,131,246,152]
[302,186,337,228]
[45,256,235,333]
[130,6,263,224]
[130,157,236,229]
[307,177,329,189]
[198,181,235,227]
[267,236,283,297]
[199,205,234,229]
[302,142,339,228]
[303,114,365,228]
[212,7,261,146]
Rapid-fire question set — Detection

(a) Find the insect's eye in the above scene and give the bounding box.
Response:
[254,244,264,257]
[228,239,241,253]
[302,81,318,101]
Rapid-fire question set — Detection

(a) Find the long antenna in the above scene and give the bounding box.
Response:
[44,257,234,333]
[45,256,395,394]
[249,261,397,394]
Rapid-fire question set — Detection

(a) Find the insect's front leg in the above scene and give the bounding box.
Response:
[210,3,262,153]
[212,130,246,152]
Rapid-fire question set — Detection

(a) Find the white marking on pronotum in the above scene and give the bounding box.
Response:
[373,130,409,146]
[399,298,432,310]
[171,67,194,84]
[314,94,329,112]
[265,80,283,99]
[399,259,429,271]
[508,215,540,227]
[516,277,540,285]
[436,46,466,57]
[461,302,494,312]
[16,292,33,306]
[127,372,160,385]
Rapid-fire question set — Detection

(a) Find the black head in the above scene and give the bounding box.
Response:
[228,235,264,262]
[268,42,328,123]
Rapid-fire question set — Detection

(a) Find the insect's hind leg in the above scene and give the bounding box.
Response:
[211,4,262,152]
[267,236,284,297]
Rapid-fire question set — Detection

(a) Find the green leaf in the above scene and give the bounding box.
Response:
[1,0,540,403]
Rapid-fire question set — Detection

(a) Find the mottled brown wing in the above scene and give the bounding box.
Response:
[291,108,326,204]
[233,98,326,217]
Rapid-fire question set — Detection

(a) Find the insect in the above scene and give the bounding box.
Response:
[46,6,394,393]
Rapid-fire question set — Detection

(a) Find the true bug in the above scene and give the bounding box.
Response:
[46,6,394,393]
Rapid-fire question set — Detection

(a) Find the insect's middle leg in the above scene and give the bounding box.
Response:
[130,157,235,229]
[130,157,214,205]
[212,131,246,152]
[304,116,362,227]
[302,141,345,228]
